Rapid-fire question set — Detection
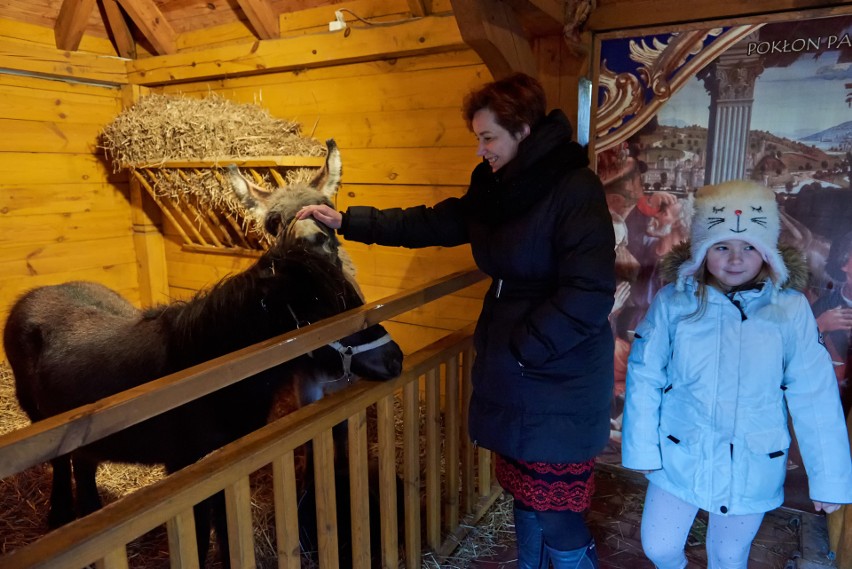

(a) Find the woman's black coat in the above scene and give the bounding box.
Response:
[340,110,616,463]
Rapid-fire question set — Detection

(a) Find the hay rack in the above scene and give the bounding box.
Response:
[130,156,325,256]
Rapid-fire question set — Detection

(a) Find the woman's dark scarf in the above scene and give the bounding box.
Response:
[464,109,590,226]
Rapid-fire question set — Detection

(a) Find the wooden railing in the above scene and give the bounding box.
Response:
[0,268,498,569]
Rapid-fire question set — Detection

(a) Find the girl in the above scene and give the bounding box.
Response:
[623,180,852,568]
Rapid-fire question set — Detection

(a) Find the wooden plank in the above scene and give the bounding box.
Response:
[278,0,411,35]
[0,182,129,216]
[377,395,399,569]
[408,0,428,16]
[0,36,126,84]
[0,10,114,53]
[444,356,460,530]
[0,119,104,153]
[347,409,371,569]
[94,547,129,569]
[587,0,852,31]
[0,70,122,99]
[176,20,258,51]
[460,348,475,514]
[0,238,137,277]
[235,0,279,39]
[130,178,170,306]
[336,147,479,185]
[313,429,341,569]
[0,152,115,185]
[0,210,133,246]
[402,380,422,569]
[0,83,122,124]
[114,0,178,54]
[125,15,466,85]
[449,0,536,79]
[165,509,200,569]
[272,452,301,569]
[425,368,441,549]
[224,476,256,568]
[54,0,98,51]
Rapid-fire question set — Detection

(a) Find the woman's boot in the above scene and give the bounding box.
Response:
[545,539,598,569]
[514,506,549,569]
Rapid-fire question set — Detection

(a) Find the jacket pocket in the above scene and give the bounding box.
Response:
[658,414,703,491]
[737,428,791,502]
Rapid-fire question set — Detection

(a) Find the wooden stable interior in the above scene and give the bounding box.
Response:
[1,0,852,568]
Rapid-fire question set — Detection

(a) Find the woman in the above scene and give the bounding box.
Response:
[298,73,615,568]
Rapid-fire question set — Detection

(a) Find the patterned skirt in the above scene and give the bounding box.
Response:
[495,454,595,512]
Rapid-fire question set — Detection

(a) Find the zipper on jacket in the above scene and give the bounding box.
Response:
[495,279,503,298]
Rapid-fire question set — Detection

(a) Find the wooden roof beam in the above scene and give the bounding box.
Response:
[235,0,280,40]
[55,0,98,51]
[504,0,565,27]
[450,0,537,79]
[100,0,137,59]
[408,0,428,17]
[114,0,177,55]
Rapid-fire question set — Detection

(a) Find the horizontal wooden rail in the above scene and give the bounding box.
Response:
[0,267,487,480]
[0,324,479,569]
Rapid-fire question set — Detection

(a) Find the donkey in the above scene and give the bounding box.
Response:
[3,141,403,568]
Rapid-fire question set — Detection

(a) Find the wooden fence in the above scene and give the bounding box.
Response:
[0,268,498,569]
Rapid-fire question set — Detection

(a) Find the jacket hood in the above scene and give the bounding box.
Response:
[658,240,809,292]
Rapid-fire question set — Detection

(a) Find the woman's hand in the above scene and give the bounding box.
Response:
[813,501,842,514]
[295,204,343,229]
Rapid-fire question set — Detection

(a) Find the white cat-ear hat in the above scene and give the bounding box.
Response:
[677,180,788,291]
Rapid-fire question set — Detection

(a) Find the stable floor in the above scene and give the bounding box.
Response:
[469,461,836,569]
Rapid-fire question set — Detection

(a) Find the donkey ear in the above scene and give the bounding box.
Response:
[309,139,342,200]
[227,164,273,218]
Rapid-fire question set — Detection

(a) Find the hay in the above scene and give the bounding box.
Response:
[100,93,326,170]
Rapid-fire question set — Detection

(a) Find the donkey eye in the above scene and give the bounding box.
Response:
[712,206,725,213]
[751,206,763,212]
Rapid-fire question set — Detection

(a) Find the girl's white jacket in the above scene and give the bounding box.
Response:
[622,279,852,515]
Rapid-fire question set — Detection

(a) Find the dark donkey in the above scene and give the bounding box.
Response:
[3,142,403,568]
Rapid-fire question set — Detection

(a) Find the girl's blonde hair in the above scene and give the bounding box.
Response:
[685,259,771,320]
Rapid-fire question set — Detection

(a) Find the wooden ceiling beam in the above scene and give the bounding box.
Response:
[235,0,280,40]
[54,0,98,51]
[114,0,177,55]
[407,0,428,17]
[504,0,565,27]
[450,0,537,79]
[100,0,136,59]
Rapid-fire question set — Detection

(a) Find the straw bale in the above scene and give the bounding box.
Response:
[100,93,325,170]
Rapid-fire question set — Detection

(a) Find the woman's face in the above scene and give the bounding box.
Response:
[472,108,529,172]
[705,239,765,290]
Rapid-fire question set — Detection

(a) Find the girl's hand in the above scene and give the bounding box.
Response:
[816,307,852,333]
[813,501,842,514]
[296,204,343,229]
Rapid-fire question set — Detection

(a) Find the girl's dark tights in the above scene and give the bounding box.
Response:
[516,501,592,551]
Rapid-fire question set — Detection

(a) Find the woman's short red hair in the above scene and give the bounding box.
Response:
[462,73,547,136]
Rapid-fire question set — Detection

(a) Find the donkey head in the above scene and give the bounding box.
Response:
[228,139,343,264]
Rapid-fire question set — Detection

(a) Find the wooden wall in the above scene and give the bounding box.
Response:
[0,21,136,361]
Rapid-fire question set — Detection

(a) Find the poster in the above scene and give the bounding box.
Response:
[594,13,852,504]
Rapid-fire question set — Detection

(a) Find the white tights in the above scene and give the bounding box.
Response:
[640,483,765,569]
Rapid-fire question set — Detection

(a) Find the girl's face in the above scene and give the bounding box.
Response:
[472,108,529,172]
[706,239,765,290]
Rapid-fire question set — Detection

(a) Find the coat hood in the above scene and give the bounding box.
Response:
[658,240,810,292]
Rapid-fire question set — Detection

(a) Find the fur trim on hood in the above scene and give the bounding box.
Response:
[659,240,810,293]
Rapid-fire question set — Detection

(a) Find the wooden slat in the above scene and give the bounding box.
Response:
[403,380,422,569]
[425,368,441,549]
[0,36,126,84]
[408,0,428,16]
[94,546,129,569]
[130,177,170,306]
[126,15,466,85]
[225,476,256,568]
[0,237,137,277]
[347,409,372,569]
[444,356,460,530]
[114,0,177,54]
[272,452,301,569]
[54,0,98,51]
[0,152,116,185]
[235,0,279,39]
[278,0,412,35]
[0,14,116,55]
[377,395,399,569]
[460,348,475,514]
[166,509,201,569]
[313,429,340,569]
[0,83,122,125]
